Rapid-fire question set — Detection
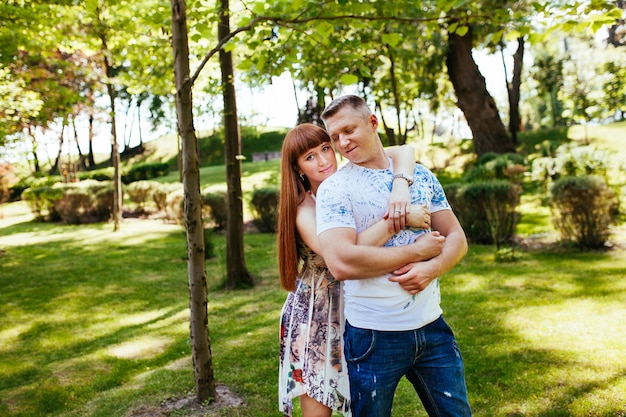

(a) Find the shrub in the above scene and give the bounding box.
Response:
[201,190,228,230]
[549,175,616,249]
[445,180,521,247]
[126,180,160,211]
[250,187,279,233]
[92,186,114,220]
[153,183,181,216]
[121,162,169,184]
[464,152,527,183]
[78,169,113,182]
[166,189,185,223]
[22,185,64,221]
[54,187,92,224]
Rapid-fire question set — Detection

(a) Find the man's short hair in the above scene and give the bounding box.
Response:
[321,95,371,121]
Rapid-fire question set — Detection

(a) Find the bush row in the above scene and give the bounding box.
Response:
[22,179,280,232]
[22,180,114,224]
[16,142,623,251]
[445,146,621,252]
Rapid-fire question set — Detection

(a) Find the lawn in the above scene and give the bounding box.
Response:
[1,122,625,417]
[1,195,625,417]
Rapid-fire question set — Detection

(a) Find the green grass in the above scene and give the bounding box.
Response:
[1,199,626,417]
[1,121,625,416]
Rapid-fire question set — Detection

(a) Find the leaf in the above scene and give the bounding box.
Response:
[341,73,359,85]
[455,26,468,36]
[491,30,503,44]
[381,33,403,47]
[315,22,335,40]
[237,60,253,71]
[452,0,471,8]
[504,29,522,41]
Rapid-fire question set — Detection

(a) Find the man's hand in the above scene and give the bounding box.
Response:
[409,231,445,261]
[388,259,443,295]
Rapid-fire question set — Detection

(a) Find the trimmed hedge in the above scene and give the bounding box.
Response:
[549,175,616,249]
[250,187,279,233]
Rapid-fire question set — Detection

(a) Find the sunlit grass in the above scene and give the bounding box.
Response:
[1,197,625,416]
[1,122,626,416]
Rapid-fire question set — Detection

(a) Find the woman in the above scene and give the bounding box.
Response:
[277,123,431,417]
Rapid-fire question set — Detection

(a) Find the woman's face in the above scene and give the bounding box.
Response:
[296,142,337,187]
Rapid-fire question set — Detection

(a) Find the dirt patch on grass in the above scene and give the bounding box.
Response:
[127,384,246,416]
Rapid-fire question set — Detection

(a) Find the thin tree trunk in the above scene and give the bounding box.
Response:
[100,37,122,231]
[219,0,255,290]
[446,29,516,157]
[28,126,41,174]
[171,0,216,403]
[385,45,401,146]
[72,116,88,171]
[508,37,524,144]
[50,120,65,176]
[88,110,96,168]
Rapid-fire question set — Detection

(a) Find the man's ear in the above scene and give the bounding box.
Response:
[370,114,379,130]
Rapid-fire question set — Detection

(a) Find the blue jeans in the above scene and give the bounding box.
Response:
[344,316,472,417]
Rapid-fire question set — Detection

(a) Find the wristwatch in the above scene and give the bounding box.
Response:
[392,173,414,187]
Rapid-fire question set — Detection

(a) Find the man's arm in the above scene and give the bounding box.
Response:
[318,227,445,281]
[387,210,468,294]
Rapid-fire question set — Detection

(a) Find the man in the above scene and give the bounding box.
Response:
[316,95,472,417]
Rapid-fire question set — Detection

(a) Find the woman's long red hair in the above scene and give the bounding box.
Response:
[277,123,332,291]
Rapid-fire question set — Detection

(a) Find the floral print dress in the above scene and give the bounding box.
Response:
[279,242,351,416]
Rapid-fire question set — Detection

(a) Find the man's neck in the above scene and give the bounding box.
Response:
[354,150,390,170]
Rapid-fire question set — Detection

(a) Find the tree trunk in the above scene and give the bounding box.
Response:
[99,27,122,231]
[28,127,41,174]
[170,0,216,403]
[446,29,516,157]
[72,115,88,171]
[508,37,524,144]
[385,45,401,146]
[50,121,64,176]
[219,0,255,290]
[88,110,95,168]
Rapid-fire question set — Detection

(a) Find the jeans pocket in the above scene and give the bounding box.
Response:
[345,322,376,363]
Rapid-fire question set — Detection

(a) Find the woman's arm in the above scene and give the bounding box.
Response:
[355,204,430,247]
[297,198,430,257]
[383,144,417,232]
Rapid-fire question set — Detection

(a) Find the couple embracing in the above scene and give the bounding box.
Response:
[278,95,472,417]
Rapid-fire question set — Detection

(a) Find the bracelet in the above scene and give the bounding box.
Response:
[392,173,414,187]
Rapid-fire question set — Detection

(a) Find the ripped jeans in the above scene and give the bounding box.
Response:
[344,316,472,417]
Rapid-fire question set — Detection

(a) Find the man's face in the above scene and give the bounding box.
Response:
[324,107,378,166]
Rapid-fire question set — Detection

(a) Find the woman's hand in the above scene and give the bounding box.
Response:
[385,180,410,232]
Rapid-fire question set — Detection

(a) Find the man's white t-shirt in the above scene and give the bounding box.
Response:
[316,159,451,331]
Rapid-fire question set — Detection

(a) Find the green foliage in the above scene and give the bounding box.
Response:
[22,180,115,224]
[121,162,170,184]
[203,228,216,259]
[445,180,521,248]
[549,175,616,249]
[126,180,161,211]
[464,152,527,183]
[21,184,64,221]
[194,129,287,166]
[201,190,228,230]
[249,187,279,233]
[530,142,618,208]
[152,182,182,217]
[78,168,113,182]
